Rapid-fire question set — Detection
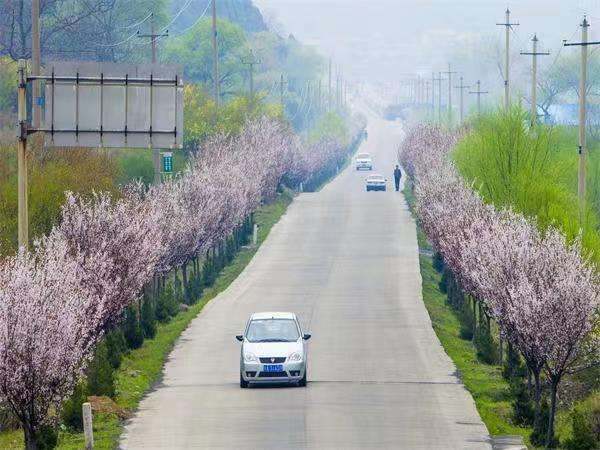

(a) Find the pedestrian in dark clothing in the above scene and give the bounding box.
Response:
[394,165,402,192]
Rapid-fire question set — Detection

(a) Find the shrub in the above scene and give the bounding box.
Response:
[105,330,127,369]
[61,383,87,431]
[458,301,475,341]
[0,402,20,431]
[141,295,157,339]
[123,305,144,349]
[474,323,498,365]
[86,341,115,398]
[155,282,179,323]
[564,409,597,450]
[511,380,535,426]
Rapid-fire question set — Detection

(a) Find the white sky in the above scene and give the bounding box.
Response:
[255,0,600,85]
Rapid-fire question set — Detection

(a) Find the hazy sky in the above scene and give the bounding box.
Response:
[255,0,600,87]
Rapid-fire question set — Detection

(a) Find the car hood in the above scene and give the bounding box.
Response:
[243,340,303,357]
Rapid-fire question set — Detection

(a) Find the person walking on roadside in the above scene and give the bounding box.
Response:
[394,165,402,192]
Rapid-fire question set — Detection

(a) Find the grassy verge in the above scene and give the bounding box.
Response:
[405,181,533,447]
[0,190,293,450]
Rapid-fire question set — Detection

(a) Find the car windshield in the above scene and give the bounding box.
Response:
[357,154,370,159]
[370,176,384,181]
[246,319,300,343]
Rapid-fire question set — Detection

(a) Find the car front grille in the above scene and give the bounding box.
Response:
[259,357,286,364]
[258,371,288,378]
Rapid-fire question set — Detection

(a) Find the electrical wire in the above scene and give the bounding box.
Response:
[157,0,196,34]
[119,12,153,30]
[167,0,212,39]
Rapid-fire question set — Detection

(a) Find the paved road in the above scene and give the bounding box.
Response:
[121,111,491,449]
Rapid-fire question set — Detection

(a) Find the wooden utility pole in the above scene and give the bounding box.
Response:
[242,49,261,106]
[454,77,470,123]
[444,63,458,125]
[279,74,287,107]
[138,14,169,185]
[469,80,489,116]
[212,0,219,106]
[17,60,28,249]
[431,73,436,115]
[497,8,519,109]
[328,59,333,111]
[32,0,41,129]
[443,64,457,124]
[521,34,550,127]
[433,72,444,123]
[138,14,169,64]
[564,16,599,215]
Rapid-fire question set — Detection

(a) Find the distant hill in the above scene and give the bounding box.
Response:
[171,0,267,34]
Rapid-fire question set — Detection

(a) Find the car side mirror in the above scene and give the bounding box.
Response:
[303,334,312,341]
[236,335,244,342]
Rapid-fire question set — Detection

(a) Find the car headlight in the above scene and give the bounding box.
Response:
[243,352,258,362]
[288,352,303,362]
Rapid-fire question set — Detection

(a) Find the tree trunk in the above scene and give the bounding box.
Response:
[498,336,503,365]
[23,425,38,450]
[546,379,559,449]
[533,369,542,433]
[182,262,190,304]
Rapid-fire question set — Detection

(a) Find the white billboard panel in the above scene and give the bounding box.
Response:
[43,61,183,149]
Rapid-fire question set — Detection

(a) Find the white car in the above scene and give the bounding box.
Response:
[366,174,387,192]
[236,312,311,388]
[355,153,373,171]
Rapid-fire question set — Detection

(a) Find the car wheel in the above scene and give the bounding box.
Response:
[240,372,248,389]
[299,370,307,387]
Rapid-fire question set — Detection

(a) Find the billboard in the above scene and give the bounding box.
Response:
[43,61,183,149]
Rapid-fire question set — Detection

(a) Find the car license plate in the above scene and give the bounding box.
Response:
[264,364,283,372]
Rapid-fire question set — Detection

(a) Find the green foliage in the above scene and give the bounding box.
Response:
[0,143,119,255]
[86,341,115,398]
[34,425,58,450]
[116,150,154,186]
[183,83,284,151]
[564,409,598,450]
[474,322,498,365]
[105,330,127,370]
[531,401,554,447]
[123,306,144,350]
[309,112,349,146]
[511,381,535,427]
[60,383,87,431]
[166,19,248,95]
[141,295,157,339]
[155,282,179,323]
[454,106,600,266]
[0,57,17,113]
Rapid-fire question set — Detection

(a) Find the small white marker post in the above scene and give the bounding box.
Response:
[253,224,259,247]
[82,402,94,449]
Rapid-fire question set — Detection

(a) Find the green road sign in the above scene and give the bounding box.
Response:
[162,152,173,174]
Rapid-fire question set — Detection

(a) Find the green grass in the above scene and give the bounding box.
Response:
[0,190,293,450]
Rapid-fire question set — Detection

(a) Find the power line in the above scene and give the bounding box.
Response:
[119,12,153,30]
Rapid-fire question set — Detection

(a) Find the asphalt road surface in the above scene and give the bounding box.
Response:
[120,110,492,449]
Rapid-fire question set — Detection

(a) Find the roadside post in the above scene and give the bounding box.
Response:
[82,402,94,449]
[17,60,28,249]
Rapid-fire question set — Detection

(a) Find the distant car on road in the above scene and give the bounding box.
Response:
[355,153,373,171]
[366,174,387,192]
[236,312,311,388]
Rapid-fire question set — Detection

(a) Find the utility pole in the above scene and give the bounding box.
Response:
[454,77,470,124]
[564,16,600,215]
[469,80,489,116]
[497,8,519,109]
[212,0,219,106]
[328,59,333,111]
[138,14,169,185]
[242,49,261,107]
[137,14,169,64]
[431,73,436,115]
[17,60,28,249]
[443,63,457,124]
[433,72,444,123]
[32,0,41,129]
[317,79,322,112]
[521,34,550,127]
[279,74,287,107]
